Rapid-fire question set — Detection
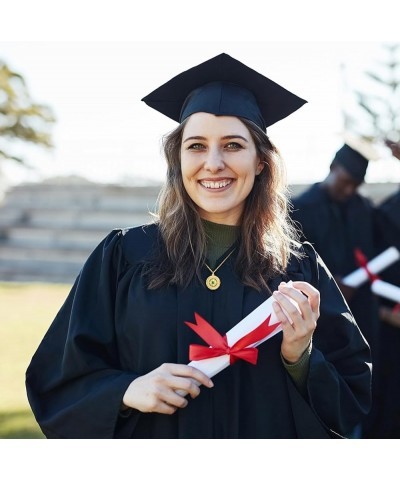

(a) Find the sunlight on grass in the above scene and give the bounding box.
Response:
[0,409,45,439]
[0,282,71,438]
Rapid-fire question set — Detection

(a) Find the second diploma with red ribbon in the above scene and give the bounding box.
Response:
[342,246,400,304]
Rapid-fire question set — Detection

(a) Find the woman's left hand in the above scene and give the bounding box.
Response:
[272,281,320,364]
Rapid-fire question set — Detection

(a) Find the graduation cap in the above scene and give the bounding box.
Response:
[333,134,380,182]
[141,53,307,131]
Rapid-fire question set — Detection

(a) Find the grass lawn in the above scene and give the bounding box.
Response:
[0,282,72,438]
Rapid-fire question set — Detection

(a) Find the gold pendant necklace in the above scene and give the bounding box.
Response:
[204,249,235,290]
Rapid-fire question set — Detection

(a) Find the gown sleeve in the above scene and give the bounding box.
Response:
[287,242,373,438]
[25,229,139,439]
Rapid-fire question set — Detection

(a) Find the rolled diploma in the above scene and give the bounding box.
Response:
[187,281,297,379]
[371,279,400,304]
[342,246,400,288]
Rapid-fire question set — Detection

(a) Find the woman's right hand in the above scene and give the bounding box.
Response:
[122,363,214,415]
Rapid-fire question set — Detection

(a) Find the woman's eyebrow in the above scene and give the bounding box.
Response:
[183,135,249,143]
[183,135,206,143]
[222,135,248,142]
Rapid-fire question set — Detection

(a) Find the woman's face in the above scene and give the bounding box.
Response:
[180,112,263,225]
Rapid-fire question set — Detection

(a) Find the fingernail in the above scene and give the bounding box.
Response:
[209,380,214,387]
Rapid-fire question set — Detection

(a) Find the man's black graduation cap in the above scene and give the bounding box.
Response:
[333,144,369,182]
[333,135,379,182]
[141,53,307,131]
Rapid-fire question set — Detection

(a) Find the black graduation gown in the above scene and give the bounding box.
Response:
[371,189,400,438]
[291,183,380,357]
[291,184,379,436]
[26,224,371,439]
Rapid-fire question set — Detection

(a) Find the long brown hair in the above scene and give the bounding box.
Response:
[145,116,302,291]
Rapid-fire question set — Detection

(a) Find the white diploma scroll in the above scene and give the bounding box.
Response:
[342,247,400,288]
[187,281,298,379]
[371,280,400,304]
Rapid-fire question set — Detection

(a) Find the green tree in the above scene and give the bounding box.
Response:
[0,59,55,165]
[342,43,400,144]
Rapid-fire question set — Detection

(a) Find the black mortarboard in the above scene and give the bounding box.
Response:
[333,144,369,182]
[141,53,307,131]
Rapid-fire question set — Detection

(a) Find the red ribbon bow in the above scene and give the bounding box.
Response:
[185,312,279,365]
[354,248,380,283]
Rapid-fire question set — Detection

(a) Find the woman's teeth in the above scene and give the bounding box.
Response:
[200,179,232,189]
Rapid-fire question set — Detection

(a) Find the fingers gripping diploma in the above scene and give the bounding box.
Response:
[122,363,214,415]
[272,281,320,364]
[122,282,319,415]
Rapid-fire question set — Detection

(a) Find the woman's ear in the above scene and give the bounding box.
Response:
[256,160,265,175]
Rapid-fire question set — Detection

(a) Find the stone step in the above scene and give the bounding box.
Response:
[0,260,83,282]
[2,226,111,250]
[0,266,77,285]
[0,245,90,263]
[0,207,25,227]
[2,183,161,211]
[7,181,160,194]
[0,246,89,283]
[0,205,155,230]
[0,263,77,284]
[0,208,152,230]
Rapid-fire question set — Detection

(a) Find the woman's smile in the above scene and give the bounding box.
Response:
[198,177,235,191]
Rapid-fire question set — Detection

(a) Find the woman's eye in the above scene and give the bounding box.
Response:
[225,142,243,150]
[187,143,205,150]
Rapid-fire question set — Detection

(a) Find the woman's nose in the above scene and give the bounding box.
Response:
[204,147,225,172]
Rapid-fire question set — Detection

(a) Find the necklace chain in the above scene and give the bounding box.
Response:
[204,249,235,290]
